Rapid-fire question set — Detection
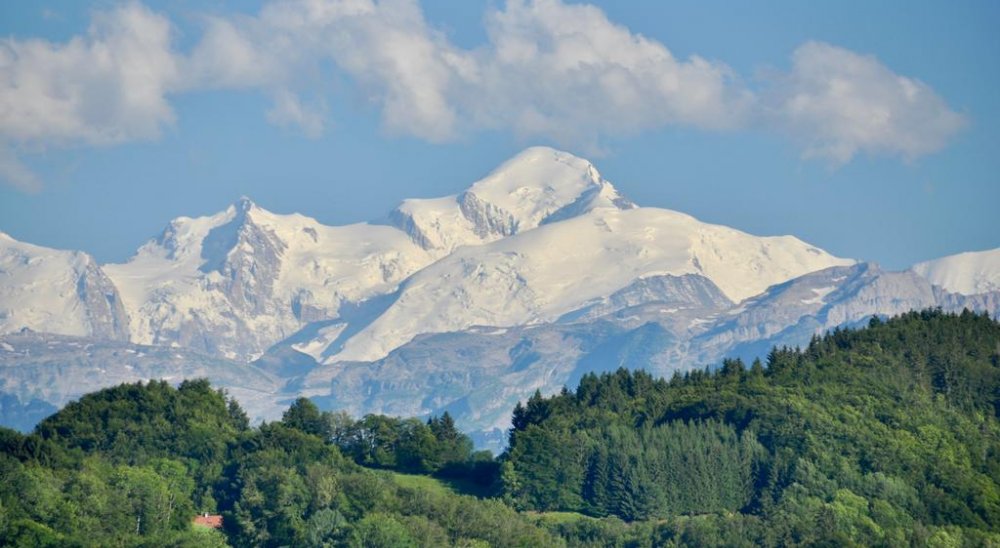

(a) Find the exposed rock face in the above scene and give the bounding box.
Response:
[560,274,733,323]
[74,255,131,341]
[199,197,287,317]
[694,264,934,354]
[457,190,520,239]
[387,206,438,251]
[935,287,1000,312]
[690,263,998,367]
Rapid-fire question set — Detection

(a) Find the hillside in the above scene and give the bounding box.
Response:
[1,311,999,546]
[504,309,1000,545]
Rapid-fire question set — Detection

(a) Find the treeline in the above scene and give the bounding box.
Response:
[0,379,239,546]
[285,398,502,494]
[282,397,489,476]
[1,310,999,546]
[503,309,1000,545]
[0,381,558,546]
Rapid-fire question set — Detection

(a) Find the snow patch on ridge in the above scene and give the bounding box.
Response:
[912,248,1000,295]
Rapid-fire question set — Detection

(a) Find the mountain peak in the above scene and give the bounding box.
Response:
[464,146,634,228]
[469,146,606,201]
[198,198,286,275]
[388,147,635,251]
[231,195,259,215]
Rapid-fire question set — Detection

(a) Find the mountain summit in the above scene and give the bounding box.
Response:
[389,147,634,252]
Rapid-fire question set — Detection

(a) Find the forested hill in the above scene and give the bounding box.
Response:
[504,309,1000,545]
[0,310,998,546]
[0,380,558,546]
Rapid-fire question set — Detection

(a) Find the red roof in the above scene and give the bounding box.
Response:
[193,514,223,528]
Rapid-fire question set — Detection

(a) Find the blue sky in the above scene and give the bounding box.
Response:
[0,0,997,270]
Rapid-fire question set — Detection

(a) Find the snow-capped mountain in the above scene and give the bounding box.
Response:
[1,146,998,445]
[0,232,128,340]
[103,196,434,360]
[101,147,642,361]
[97,146,848,364]
[912,248,1000,295]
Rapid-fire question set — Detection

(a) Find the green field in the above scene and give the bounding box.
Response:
[387,471,457,495]
[387,470,498,499]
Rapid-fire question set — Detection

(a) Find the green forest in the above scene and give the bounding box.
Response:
[1,309,999,546]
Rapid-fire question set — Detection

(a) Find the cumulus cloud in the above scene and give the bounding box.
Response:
[266,90,328,137]
[762,42,967,164]
[0,147,42,193]
[188,0,472,141]
[183,0,749,147]
[0,0,968,190]
[0,2,180,190]
[0,3,179,146]
[464,0,751,146]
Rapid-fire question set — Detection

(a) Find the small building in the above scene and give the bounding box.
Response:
[193,513,223,529]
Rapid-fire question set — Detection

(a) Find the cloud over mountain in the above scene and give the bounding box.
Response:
[762,42,967,164]
[0,0,966,189]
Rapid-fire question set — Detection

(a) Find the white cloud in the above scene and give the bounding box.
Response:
[187,0,469,141]
[451,0,752,149]
[0,2,180,189]
[0,0,968,190]
[0,3,179,146]
[763,42,967,164]
[0,147,42,193]
[182,0,749,149]
[266,90,328,137]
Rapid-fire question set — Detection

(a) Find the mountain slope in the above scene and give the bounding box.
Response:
[103,197,434,360]
[0,232,128,340]
[912,247,1000,295]
[326,206,852,363]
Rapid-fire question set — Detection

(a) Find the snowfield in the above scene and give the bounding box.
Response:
[912,248,1000,295]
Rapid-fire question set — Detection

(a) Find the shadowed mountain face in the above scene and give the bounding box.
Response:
[0,148,997,447]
